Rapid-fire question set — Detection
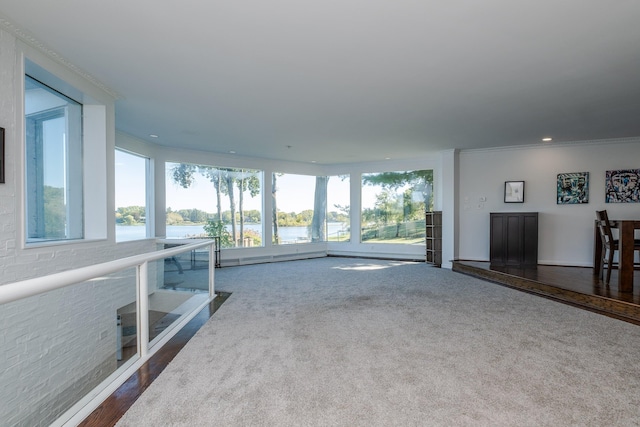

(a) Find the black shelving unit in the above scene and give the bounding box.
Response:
[426,211,442,267]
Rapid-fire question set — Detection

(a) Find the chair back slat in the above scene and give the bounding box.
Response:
[595,210,615,248]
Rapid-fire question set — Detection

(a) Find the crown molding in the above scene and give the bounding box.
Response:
[460,136,640,155]
[0,14,122,100]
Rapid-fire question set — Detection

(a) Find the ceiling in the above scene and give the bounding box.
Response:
[2,1,640,164]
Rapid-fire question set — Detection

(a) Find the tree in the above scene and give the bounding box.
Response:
[166,211,184,225]
[373,189,399,225]
[235,170,260,246]
[311,176,328,242]
[203,219,233,247]
[44,186,65,238]
[272,172,281,244]
[362,170,433,210]
[243,209,261,223]
[175,208,208,223]
[210,170,235,245]
[170,163,264,247]
[272,174,332,243]
[172,164,224,221]
[115,206,146,224]
[199,167,224,222]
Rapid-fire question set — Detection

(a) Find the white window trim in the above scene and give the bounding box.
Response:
[17,42,114,248]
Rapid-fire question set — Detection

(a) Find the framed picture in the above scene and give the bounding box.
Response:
[504,181,524,203]
[0,127,4,184]
[606,169,640,203]
[557,172,589,204]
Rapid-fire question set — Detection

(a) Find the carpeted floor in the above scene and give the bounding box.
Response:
[116,257,640,426]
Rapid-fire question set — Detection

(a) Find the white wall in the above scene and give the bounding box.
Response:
[458,139,640,266]
[0,27,18,270]
[439,150,458,269]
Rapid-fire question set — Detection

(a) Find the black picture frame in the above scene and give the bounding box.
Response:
[557,172,589,204]
[504,180,524,203]
[0,127,4,184]
[605,169,640,203]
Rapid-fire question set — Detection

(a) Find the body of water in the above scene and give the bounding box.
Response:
[116,223,348,243]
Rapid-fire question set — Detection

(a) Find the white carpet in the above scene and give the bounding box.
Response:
[117,257,640,426]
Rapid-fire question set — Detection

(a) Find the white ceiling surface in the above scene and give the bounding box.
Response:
[2,1,640,164]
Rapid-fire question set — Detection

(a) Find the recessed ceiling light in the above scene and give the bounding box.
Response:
[149,134,158,138]
[311,160,317,163]
[542,137,552,142]
[385,157,391,160]
[229,150,236,154]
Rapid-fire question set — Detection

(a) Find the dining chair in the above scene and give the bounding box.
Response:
[595,210,640,285]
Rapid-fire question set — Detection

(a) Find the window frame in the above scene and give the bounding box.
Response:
[20,47,111,248]
[360,170,432,245]
[164,162,264,248]
[115,148,151,242]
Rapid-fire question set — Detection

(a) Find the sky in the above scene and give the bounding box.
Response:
[164,171,353,214]
[114,149,147,208]
[115,153,430,216]
[115,152,355,214]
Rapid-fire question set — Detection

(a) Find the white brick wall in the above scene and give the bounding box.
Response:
[0,241,157,426]
[0,26,161,426]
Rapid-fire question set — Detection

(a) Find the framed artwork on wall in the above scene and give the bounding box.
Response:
[557,172,589,204]
[0,127,4,184]
[504,181,524,203]
[606,169,640,203]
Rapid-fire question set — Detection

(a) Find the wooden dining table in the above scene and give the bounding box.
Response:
[593,219,640,292]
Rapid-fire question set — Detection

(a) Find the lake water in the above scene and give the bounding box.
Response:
[116,223,348,243]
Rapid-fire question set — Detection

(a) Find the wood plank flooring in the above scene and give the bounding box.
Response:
[453,261,640,325]
[79,292,230,427]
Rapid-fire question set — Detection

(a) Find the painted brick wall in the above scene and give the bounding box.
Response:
[0,26,161,425]
[0,241,157,426]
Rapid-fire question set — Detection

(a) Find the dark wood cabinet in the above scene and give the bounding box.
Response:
[426,211,442,267]
[490,212,538,268]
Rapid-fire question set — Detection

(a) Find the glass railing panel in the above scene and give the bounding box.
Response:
[147,247,211,348]
[115,268,142,367]
[0,267,138,427]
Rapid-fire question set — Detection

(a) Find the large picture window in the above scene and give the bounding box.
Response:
[271,174,350,245]
[360,170,433,244]
[272,173,321,244]
[25,75,83,242]
[166,163,263,247]
[327,175,350,242]
[115,149,149,242]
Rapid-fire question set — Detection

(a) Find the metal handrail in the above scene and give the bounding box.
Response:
[0,239,212,305]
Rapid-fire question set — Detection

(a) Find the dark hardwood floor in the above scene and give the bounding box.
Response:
[453,261,640,325]
[79,292,230,427]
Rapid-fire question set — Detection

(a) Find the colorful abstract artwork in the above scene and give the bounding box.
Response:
[557,172,589,204]
[606,169,640,203]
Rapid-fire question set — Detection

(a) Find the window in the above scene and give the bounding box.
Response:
[272,173,329,244]
[166,163,263,248]
[115,149,149,242]
[327,175,350,242]
[360,170,433,244]
[25,75,83,242]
